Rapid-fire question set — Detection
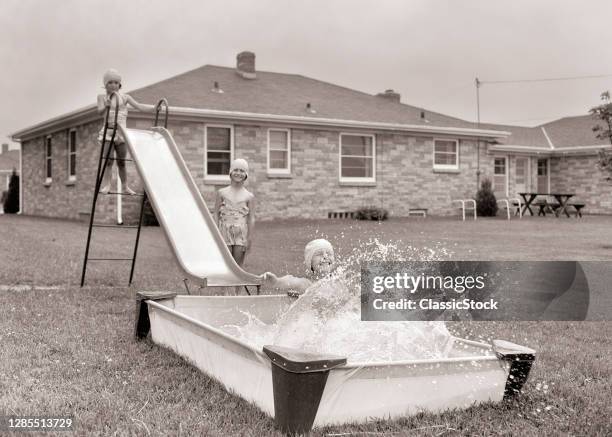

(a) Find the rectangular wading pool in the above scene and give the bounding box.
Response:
[135,292,536,435]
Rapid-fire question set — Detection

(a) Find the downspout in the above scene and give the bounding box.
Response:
[475,78,482,189]
[18,143,23,214]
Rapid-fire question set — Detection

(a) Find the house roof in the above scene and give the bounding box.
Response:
[11,63,509,141]
[129,65,484,130]
[480,114,612,155]
[0,149,19,172]
[477,122,552,148]
[541,114,610,148]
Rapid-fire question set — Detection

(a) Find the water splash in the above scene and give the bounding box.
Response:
[221,239,456,362]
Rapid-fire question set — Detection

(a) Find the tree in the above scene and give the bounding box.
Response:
[590,91,612,180]
[3,169,19,213]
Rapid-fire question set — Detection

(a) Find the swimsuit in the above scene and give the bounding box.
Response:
[218,197,250,246]
[98,92,128,143]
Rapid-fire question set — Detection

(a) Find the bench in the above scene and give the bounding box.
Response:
[408,208,428,217]
[533,200,559,216]
[570,203,585,218]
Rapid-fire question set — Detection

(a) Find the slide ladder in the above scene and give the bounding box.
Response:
[80,95,169,286]
[81,96,261,291]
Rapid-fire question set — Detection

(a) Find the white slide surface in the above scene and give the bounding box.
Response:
[120,126,261,287]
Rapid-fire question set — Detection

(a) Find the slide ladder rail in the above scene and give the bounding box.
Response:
[80,97,168,287]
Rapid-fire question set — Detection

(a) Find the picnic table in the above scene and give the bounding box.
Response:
[517,192,575,218]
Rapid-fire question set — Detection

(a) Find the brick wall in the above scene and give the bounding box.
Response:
[550,155,612,213]
[21,117,610,222]
[21,120,141,223]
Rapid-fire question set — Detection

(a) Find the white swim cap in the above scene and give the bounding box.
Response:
[103,69,122,86]
[230,158,249,178]
[304,239,334,270]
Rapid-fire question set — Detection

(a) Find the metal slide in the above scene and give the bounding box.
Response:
[120,125,262,287]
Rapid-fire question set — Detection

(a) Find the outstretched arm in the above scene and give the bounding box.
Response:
[125,95,156,112]
[263,272,312,295]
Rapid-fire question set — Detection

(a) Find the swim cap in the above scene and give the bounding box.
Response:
[229,158,249,178]
[304,239,334,270]
[103,69,122,86]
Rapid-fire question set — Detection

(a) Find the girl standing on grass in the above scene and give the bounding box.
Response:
[214,159,256,268]
[97,69,155,195]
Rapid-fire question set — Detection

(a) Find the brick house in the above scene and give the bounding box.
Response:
[0,144,20,213]
[9,52,612,223]
[483,116,612,212]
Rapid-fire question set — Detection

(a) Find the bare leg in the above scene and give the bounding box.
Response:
[115,143,135,194]
[100,161,113,193]
[230,245,247,295]
[232,245,247,266]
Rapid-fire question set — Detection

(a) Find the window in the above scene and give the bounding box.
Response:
[433,139,459,170]
[205,125,233,180]
[493,156,507,195]
[45,136,52,183]
[267,129,291,174]
[67,129,77,181]
[339,133,375,183]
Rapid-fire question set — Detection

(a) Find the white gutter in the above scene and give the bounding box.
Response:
[168,106,511,138]
[490,144,611,155]
[11,104,511,141]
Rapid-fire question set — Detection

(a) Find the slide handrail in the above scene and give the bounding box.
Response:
[154,98,169,128]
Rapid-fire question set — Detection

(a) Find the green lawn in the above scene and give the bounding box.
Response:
[1,214,611,436]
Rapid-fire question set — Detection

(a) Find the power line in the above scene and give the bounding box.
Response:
[480,73,612,85]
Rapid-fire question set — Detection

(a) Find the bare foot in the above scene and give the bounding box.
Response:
[124,185,136,195]
[99,185,111,194]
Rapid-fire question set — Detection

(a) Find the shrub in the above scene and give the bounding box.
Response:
[3,170,19,214]
[475,178,498,217]
[355,206,389,221]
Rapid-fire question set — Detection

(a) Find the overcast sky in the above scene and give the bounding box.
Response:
[2,0,612,148]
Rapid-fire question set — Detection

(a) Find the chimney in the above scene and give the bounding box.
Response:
[236,51,256,79]
[376,89,401,103]
[1,143,8,154]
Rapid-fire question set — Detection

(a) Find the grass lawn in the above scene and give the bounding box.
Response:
[1,214,611,436]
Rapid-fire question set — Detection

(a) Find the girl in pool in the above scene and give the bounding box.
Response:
[214,159,255,267]
[263,239,454,361]
[263,238,334,296]
[97,68,156,194]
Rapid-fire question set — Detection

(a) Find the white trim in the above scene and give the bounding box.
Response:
[432,138,459,171]
[204,124,234,183]
[67,128,77,181]
[489,143,611,155]
[540,127,555,149]
[266,128,291,175]
[44,135,52,184]
[338,133,376,184]
[493,155,509,197]
[10,105,511,141]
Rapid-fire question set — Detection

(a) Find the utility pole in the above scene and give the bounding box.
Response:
[475,77,481,189]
